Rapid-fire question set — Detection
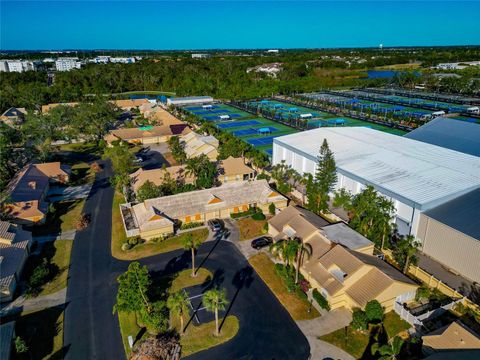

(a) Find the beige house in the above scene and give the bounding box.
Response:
[129,165,195,193]
[0,221,32,302]
[416,188,480,283]
[422,321,480,356]
[4,162,71,224]
[111,98,150,111]
[0,107,27,127]
[217,157,255,183]
[181,132,219,160]
[269,206,417,312]
[121,180,288,239]
[104,124,190,146]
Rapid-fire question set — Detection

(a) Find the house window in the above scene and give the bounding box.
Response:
[242,205,248,212]
[185,215,191,223]
[233,207,239,213]
[195,213,201,221]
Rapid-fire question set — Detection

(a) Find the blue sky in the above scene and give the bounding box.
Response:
[1,1,479,50]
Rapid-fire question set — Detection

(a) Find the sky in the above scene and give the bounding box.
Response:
[1,1,480,50]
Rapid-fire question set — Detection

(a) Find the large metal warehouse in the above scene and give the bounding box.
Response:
[272,127,480,237]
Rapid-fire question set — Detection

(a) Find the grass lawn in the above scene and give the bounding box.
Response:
[32,199,85,236]
[22,240,73,297]
[248,253,319,320]
[58,142,103,157]
[169,268,213,294]
[320,325,370,359]
[14,306,66,360]
[180,315,239,357]
[70,162,95,185]
[118,311,145,357]
[236,217,267,241]
[383,311,411,339]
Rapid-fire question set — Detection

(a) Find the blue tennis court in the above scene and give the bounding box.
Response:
[217,120,261,129]
[184,105,221,111]
[193,109,231,115]
[247,136,277,146]
[232,128,258,136]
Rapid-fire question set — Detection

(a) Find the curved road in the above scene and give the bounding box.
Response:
[63,163,310,359]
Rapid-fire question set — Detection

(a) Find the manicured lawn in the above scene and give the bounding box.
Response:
[320,325,370,359]
[14,306,66,360]
[384,311,411,339]
[111,191,128,258]
[180,315,239,357]
[248,253,319,320]
[236,217,267,241]
[118,311,145,357]
[169,268,213,294]
[70,162,95,185]
[22,240,73,297]
[32,199,85,236]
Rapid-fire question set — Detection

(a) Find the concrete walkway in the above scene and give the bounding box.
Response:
[34,230,76,242]
[0,288,67,316]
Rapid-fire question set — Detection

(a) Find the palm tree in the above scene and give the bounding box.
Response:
[294,237,313,284]
[183,233,201,277]
[401,235,419,274]
[167,291,190,334]
[203,288,229,336]
[372,336,404,360]
[270,239,298,268]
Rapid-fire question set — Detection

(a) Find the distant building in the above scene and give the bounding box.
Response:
[246,63,282,78]
[110,57,136,64]
[93,56,111,64]
[120,180,288,239]
[111,98,150,111]
[273,127,480,237]
[167,96,214,106]
[55,57,82,71]
[0,60,40,73]
[0,221,32,302]
[181,132,219,160]
[0,107,27,127]
[192,53,211,59]
[267,49,279,53]
[435,61,480,70]
[4,162,71,224]
[217,156,255,183]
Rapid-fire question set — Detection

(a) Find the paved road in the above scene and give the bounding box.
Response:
[63,162,310,359]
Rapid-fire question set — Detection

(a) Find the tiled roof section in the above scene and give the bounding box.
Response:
[130,180,286,232]
[345,268,394,307]
[129,165,195,192]
[217,157,253,177]
[423,321,480,350]
[109,124,190,141]
[112,99,149,109]
[0,221,15,242]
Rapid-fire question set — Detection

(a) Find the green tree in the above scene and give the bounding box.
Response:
[294,238,312,284]
[168,136,187,164]
[183,233,201,277]
[270,239,299,268]
[15,336,28,354]
[103,140,134,191]
[137,180,162,202]
[203,288,229,336]
[372,336,404,360]
[365,300,384,323]
[351,308,368,331]
[268,202,276,215]
[185,154,216,189]
[167,291,190,334]
[114,261,152,313]
[393,235,420,274]
[139,300,169,334]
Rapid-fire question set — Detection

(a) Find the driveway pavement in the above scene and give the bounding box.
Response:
[63,162,310,360]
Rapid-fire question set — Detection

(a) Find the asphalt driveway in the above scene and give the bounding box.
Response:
[63,161,310,360]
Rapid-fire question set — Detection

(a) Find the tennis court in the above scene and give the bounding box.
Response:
[182,103,251,121]
[217,120,262,129]
[247,135,278,146]
[184,105,221,111]
[232,126,278,137]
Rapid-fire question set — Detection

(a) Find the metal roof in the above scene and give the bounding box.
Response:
[404,117,480,157]
[423,188,480,241]
[273,127,480,209]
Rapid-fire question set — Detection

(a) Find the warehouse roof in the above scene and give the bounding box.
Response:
[423,188,480,241]
[273,127,480,209]
[405,117,480,157]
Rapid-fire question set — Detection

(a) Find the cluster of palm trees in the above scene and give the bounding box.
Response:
[270,236,312,285]
[167,288,228,337]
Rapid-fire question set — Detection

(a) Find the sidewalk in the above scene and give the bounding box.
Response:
[34,230,76,242]
[1,288,67,316]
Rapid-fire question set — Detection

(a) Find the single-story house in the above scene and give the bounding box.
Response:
[181,132,219,160]
[121,179,288,239]
[0,221,32,302]
[129,165,195,193]
[0,107,27,127]
[217,156,255,184]
[422,321,480,356]
[104,124,191,146]
[269,206,417,312]
[4,162,71,224]
[41,102,79,113]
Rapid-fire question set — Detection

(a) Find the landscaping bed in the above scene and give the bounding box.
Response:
[248,253,319,320]
[236,217,268,241]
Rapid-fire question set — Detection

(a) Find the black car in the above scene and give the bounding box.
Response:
[208,219,224,232]
[251,236,273,250]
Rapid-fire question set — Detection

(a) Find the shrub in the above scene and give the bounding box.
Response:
[268,203,276,215]
[262,222,269,234]
[180,221,204,230]
[90,162,102,173]
[122,242,132,251]
[252,211,266,221]
[128,236,141,246]
[299,279,310,293]
[257,172,271,181]
[312,289,331,311]
[351,309,368,331]
[29,259,50,289]
[75,213,91,230]
[15,337,28,354]
[365,300,384,323]
[139,301,169,334]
